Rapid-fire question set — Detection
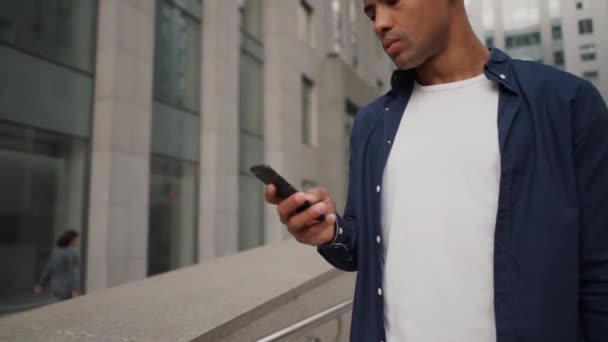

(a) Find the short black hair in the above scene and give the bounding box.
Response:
[57,230,79,247]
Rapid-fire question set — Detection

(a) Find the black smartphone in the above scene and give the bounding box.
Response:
[250,164,325,221]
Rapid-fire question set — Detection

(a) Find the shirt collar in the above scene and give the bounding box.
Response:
[388,48,519,96]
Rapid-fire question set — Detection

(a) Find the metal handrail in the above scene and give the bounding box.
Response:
[256,299,353,342]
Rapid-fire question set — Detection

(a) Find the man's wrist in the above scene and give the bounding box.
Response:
[321,218,340,246]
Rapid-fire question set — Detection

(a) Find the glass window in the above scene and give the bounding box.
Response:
[583,71,599,86]
[482,0,495,48]
[0,122,87,309]
[0,0,96,72]
[344,100,359,173]
[485,36,495,48]
[239,54,264,137]
[298,1,314,45]
[169,0,201,18]
[238,175,264,250]
[349,0,358,67]
[0,45,93,138]
[237,132,264,252]
[149,0,201,276]
[240,0,262,41]
[548,0,564,68]
[331,0,343,54]
[552,25,562,40]
[580,44,597,61]
[153,0,201,113]
[554,50,565,66]
[148,157,198,276]
[502,0,542,61]
[151,101,200,162]
[302,76,315,146]
[576,1,586,10]
[578,19,593,35]
[238,1,265,252]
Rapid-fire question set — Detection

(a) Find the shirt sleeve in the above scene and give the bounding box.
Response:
[574,81,608,341]
[71,253,80,292]
[38,257,52,287]
[317,122,360,272]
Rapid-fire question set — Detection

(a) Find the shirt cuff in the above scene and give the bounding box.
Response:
[318,216,352,258]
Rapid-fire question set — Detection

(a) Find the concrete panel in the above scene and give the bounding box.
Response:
[87,0,154,292]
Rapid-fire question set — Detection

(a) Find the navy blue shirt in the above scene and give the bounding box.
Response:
[318,49,608,342]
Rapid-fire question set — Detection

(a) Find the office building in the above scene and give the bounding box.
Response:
[0,0,393,312]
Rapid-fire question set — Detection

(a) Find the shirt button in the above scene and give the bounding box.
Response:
[376,236,381,244]
[376,185,381,193]
[387,140,391,145]
[338,227,344,235]
[500,74,506,80]
[377,288,383,296]
[385,107,389,111]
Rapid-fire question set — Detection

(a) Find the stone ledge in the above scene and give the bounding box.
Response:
[0,239,355,342]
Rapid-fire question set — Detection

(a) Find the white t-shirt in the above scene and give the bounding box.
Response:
[382,74,500,342]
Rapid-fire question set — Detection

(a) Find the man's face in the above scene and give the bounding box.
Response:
[364,0,452,69]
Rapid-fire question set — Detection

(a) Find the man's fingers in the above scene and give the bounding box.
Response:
[305,187,329,205]
[287,201,329,233]
[277,192,308,222]
[292,214,337,246]
[265,184,280,204]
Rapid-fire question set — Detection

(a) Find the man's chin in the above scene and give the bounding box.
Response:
[392,53,424,70]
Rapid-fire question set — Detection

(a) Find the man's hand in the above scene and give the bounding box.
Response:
[33,285,43,295]
[265,185,337,246]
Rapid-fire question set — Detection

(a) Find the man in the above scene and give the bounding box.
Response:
[265,0,608,341]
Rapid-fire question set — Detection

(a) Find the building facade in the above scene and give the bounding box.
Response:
[4,0,605,314]
[466,0,608,100]
[0,0,392,312]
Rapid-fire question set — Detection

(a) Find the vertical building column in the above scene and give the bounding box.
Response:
[492,0,505,50]
[538,0,554,65]
[87,0,155,292]
[560,0,579,75]
[468,0,484,42]
[263,0,295,244]
[199,1,240,260]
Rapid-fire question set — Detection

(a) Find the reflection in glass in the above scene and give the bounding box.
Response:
[154,0,201,113]
[149,0,200,276]
[239,54,264,137]
[0,0,96,72]
[241,0,262,41]
[238,176,264,251]
[0,45,93,138]
[239,1,265,251]
[0,122,86,309]
[148,157,198,276]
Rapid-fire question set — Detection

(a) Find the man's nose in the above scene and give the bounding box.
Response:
[373,8,393,35]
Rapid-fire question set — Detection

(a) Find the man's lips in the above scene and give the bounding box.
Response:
[383,38,399,51]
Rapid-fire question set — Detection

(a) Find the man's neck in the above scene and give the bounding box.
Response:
[415,8,490,86]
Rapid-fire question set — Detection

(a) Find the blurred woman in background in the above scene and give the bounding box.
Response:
[34,230,80,301]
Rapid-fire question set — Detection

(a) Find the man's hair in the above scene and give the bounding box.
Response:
[57,230,79,247]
